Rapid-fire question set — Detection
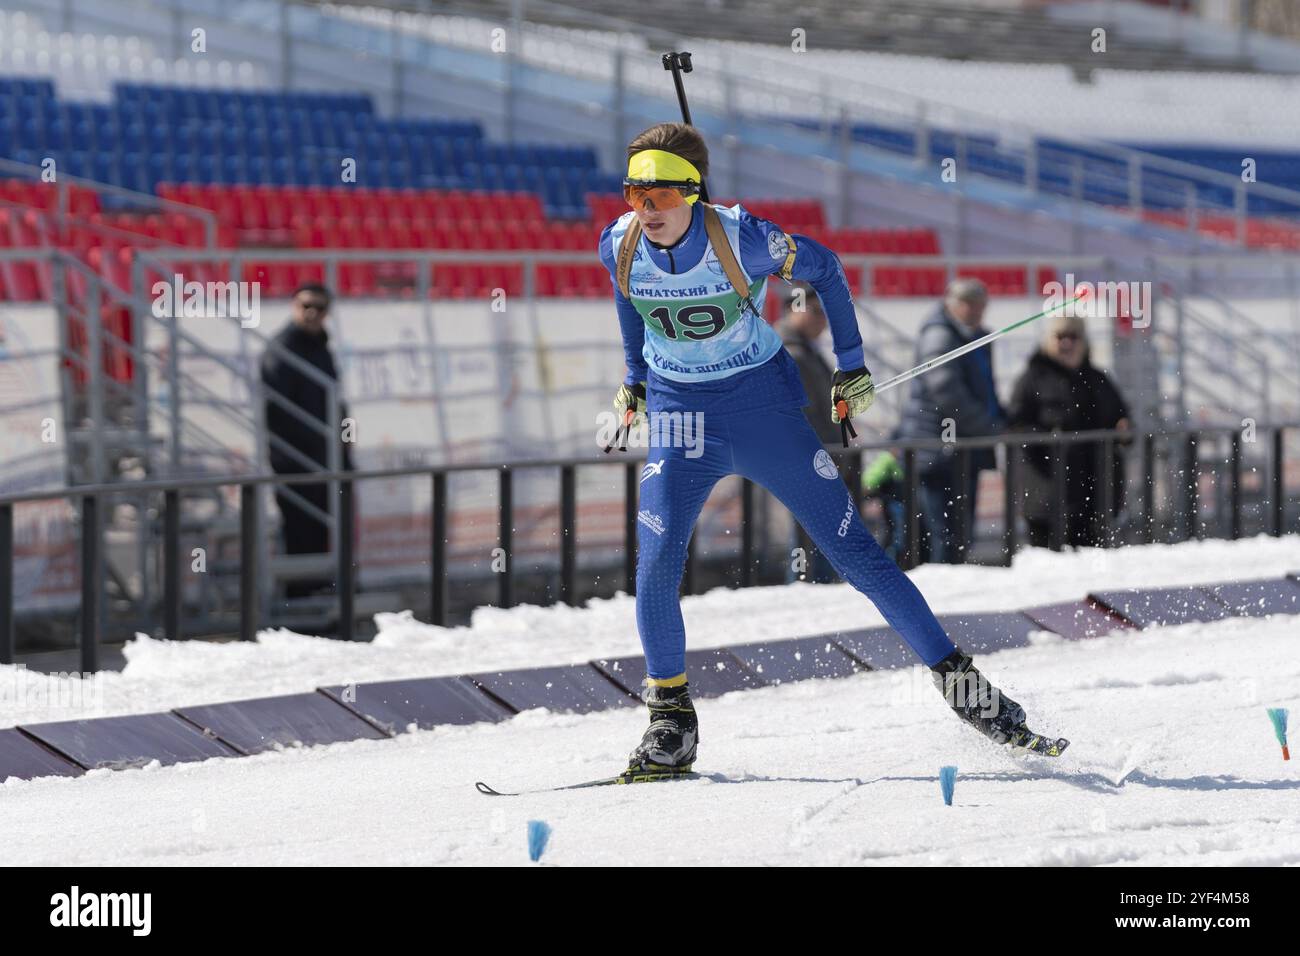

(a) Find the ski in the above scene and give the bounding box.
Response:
[475,767,700,796]
[1009,728,1070,757]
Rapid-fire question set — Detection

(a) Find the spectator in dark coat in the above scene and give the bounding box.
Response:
[1007,314,1130,549]
[779,283,840,448]
[895,278,1005,563]
[779,283,840,583]
[261,283,353,590]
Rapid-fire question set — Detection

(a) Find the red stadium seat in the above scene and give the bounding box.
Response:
[480,226,508,251]
[409,220,435,249]
[431,264,456,299]
[584,264,609,297]
[536,264,558,296]
[428,224,456,250]
[386,222,415,249]
[340,262,371,296]
[0,263,42,300]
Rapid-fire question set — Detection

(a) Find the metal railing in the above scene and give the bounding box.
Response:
[0,423,1292,671]
[4,242,1300,643]
[8,243,1300,440]
[8,244,1300,476]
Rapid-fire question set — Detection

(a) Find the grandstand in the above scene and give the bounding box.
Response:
[330,0,1272,72]
[0,0,1297,656]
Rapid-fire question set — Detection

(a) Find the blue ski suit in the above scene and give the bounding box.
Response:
[599,202,956,680]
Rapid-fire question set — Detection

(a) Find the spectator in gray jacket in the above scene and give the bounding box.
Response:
[895,278,1005,563]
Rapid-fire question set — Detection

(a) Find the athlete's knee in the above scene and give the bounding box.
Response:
[635,533,689,589]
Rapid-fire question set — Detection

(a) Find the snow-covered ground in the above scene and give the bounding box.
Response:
[2,535,1298,727]
[1,612,1297,865]
[1,537,1298,865]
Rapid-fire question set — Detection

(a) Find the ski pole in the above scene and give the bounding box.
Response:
[661,51,710,203]
[661,49,769,325]
[603,52,708,458]
[871,290,1090,395]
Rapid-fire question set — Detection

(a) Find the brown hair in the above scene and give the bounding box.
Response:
[627,123,709,178]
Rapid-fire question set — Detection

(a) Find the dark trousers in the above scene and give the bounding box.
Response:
[917,465,980,564]
[274,480,332,597]
[275,481,329,554]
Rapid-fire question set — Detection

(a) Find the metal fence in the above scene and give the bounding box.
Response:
[122,246,1300,457]
[0,423,1293,672]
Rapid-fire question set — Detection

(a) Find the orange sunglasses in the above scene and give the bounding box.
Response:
[623,181,699,212]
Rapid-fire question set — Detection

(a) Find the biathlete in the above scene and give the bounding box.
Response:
[599,123,1066,777]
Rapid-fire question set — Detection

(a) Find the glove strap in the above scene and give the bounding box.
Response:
[603,406,637,454]
[835,398,858,448]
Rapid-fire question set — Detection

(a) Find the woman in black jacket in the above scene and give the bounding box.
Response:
[1007,315,1130,548]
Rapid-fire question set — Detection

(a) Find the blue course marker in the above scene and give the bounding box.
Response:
[528,820,552,862]
[939,766,958,807]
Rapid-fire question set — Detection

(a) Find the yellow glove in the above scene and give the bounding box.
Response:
[613,382,647,427]
[604,382,646,453]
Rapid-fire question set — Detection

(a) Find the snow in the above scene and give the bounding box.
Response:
[1,536,1299,865]
[2,534,1298,728]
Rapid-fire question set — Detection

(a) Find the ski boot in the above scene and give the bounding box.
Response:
[624,681,698,781]
[931,648,1069,757]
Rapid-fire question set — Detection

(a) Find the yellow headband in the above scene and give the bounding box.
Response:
[626,149,701,203]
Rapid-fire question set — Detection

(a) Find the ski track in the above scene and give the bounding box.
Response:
[2,589,1298,865]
